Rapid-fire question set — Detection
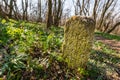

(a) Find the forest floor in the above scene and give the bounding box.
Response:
[96,35,120,52]
[1,18,120,79]
[90,35,120,80]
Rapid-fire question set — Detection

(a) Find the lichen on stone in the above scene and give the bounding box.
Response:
[62,16,95,69]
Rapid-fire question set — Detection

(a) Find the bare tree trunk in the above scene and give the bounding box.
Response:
[0,4,9,20]
[4,0,8,11]
[72,0,79,15]
[98,0,114,30]
[46,0,52,28]
[13,0,19,20]
[2,0,13,18]
[103,21,111,32]
[107,22,120,33]
[22,0,25,20]
[92,0,100,22]
[73,0,90,16]
[38,0,42,22]
[53,0,62,27]
[9,0,14,18]
[22,0,28,20]
[25,0,28,20]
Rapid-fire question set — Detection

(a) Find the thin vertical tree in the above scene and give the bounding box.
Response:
[22,0,28,20]
[38,0,42,22]
[46,0,52,28]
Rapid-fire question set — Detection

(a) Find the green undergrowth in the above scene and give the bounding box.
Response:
[95,32,120,41]
[0,18,120,80]
[0,18,79,80]
[88,41,120,80]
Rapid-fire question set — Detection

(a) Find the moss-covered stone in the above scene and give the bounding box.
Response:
[62,16,95,69]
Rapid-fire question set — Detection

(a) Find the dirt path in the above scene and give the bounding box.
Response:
[95,35,120,80]
[95,35,120,53]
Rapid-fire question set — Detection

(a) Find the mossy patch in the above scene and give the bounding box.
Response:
[62,16,95,69]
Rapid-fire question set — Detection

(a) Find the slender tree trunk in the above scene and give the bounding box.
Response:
[107,22,120,33]
[9,0,13,18]
[38,0,42,22]
[25,0,28,20]
[46,0,52,28]
[98,0,114,30]
[103,21,110,32]
[92,0,99,22]
[22,0,28,20]
[53,0,62,27]
[22,0,25,20]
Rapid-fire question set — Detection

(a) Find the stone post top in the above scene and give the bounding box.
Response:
[66,16,95,25]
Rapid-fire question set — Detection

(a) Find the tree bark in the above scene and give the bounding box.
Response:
[46,0,52,28]
[53,0,62,27]
[22,0,28,20]
[38,0,42,22]
[9,0,13,18]
[107,22,120,33]
[98,0,114,30]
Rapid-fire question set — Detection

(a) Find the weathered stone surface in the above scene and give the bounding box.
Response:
[62,16,95,69]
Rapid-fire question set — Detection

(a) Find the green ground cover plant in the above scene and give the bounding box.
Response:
[0,18,120,80]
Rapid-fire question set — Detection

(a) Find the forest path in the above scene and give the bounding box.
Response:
[94,35,120,80]
[95,35,120,53]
